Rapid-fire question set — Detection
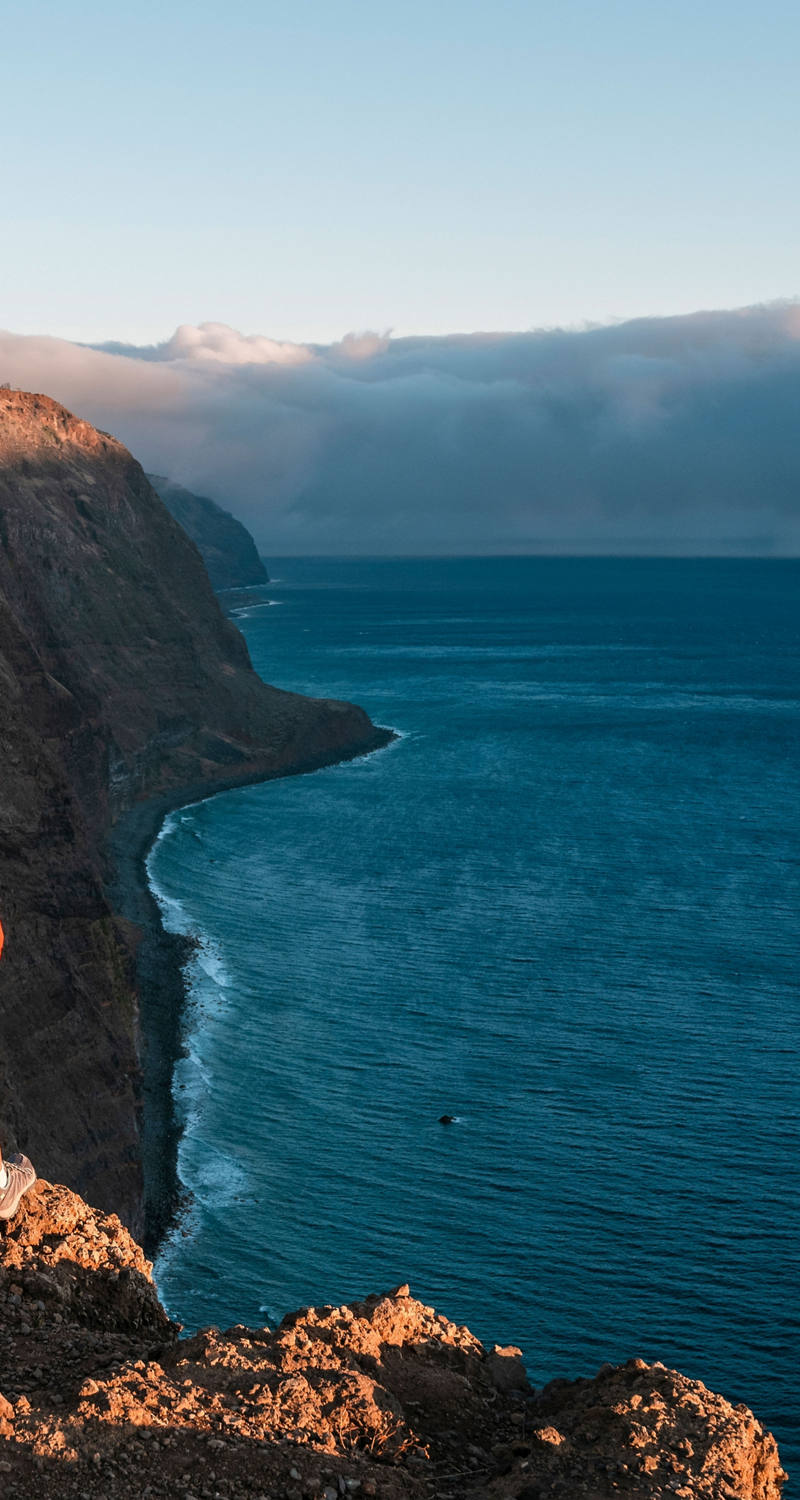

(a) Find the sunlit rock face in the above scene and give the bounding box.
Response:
[0,1181,786,1498]
[0,390,384,1232]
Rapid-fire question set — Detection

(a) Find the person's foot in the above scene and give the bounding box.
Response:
[0,1154,36,1220]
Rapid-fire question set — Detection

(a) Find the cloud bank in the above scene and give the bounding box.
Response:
[1,305,800,554]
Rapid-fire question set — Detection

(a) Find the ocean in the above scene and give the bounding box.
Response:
[147,557,799,1478]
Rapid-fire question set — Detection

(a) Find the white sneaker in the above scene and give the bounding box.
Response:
[0,1154,36,1220]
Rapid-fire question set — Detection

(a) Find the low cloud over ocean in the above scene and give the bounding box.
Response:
[1,303,799,554]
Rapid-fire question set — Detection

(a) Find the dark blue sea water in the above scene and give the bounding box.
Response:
[148,558,799,1480]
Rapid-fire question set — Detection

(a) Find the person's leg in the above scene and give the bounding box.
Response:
[0,1151,35,1219]
[0,928,33,1219]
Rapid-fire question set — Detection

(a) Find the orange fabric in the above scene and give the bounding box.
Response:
[0,920,4,960]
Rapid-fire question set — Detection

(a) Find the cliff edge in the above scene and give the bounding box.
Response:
[146,474,269,590]
[0,391,389,1235]
[0,1182,786,1499]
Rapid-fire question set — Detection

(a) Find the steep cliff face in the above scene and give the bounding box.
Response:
[0,1183,786,1499]
[146,474,269,590]
[0,391,387,1233]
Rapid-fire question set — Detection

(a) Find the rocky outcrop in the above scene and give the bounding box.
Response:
[0,1183,786,1499]
[146,474,269,591]
[0,391,389,1234]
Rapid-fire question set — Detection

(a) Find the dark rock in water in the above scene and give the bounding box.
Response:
[147,472,269,590]
[439,1114,455,1124]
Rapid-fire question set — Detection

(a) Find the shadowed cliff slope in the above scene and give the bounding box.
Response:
[146,473,269,590]
[0,391,387,1234]
[0,1182,786,1499]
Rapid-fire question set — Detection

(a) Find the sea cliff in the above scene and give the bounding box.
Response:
[146,474,269,591]
[0,393,787,1497]
[0,390,389,1238]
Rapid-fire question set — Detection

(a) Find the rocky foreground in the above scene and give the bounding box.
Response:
[0,1184,785,1499]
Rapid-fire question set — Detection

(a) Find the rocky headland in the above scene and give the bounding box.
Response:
[0,1182,786,1499]
[0,391,788,1497]
[146,475,269,591]
[0,390,389,1239]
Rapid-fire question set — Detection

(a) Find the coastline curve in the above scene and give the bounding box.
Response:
[108,725,396,1253]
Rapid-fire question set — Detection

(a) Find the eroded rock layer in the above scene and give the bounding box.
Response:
[0,391,387,1231]
[0,1184,786,1499]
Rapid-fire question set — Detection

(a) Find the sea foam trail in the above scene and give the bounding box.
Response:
[148,807,243,1314]
[148,737,400,1321]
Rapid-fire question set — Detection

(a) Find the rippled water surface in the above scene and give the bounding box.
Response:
[149,558,799,1478]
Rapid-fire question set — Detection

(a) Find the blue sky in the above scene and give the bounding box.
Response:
[3,0,800,344]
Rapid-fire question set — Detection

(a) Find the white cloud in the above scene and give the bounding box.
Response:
[161,322,313,367]
[1,303,799,553]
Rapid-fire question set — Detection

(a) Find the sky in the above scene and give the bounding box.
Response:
[3,0,800,344]
[2,2,800,553]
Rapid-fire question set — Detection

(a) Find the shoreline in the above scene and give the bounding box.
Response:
[107,725,395,1255]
